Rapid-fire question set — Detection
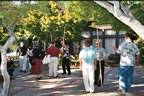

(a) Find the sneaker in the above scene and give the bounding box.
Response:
[117,88,126,93]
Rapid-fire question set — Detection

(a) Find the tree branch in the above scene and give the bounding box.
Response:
[120,3,136,19]
[2,19,11,32]
[3,36,15,50]
[94,1,114,14]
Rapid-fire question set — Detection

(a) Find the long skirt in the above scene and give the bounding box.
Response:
[30,59,41,74]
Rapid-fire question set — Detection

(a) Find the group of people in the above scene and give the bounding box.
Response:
[15,40,71,79]
[0,33,140,94]
[45,41,71,78]
[79,33,140,94]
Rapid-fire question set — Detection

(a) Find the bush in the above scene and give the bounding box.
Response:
[135,38,144,64]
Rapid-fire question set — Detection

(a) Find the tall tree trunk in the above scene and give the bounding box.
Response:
[1,51,10,96]
[0,19,16,96]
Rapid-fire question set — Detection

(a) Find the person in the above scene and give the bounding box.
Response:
[16,41,27,73]
[79,39,97,93]
[27,46,33,71]
[61,41,71,75]
[46,42,61,78]
[94,41,108,86]
[113,33,140,93]
[30,44,42,80]
[7,56,15,77]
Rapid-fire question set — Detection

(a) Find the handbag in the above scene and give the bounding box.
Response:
[42,55,51,64]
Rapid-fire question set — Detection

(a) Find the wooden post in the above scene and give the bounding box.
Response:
[96,28,103,88]
[61,25,66,66]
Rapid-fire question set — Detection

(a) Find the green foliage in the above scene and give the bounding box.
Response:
[8,37,28,52]
[135,38,144,63]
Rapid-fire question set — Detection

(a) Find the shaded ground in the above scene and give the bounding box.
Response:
[0,63,144,96]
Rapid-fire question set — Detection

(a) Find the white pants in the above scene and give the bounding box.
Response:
[19,55,27,71]
[82,63,95,92]
[27,58,32,71]
[48,57,58,77]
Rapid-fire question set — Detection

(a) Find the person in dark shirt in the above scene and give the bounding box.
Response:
[46,42,61,78]
[16,41,27,73]
[7,56,15,77]
[61,41,71,75]
[30,44,42,80]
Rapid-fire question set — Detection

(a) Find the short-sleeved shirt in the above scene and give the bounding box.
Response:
[61,45,69,59]
[79,47,97,64]
[117,40,140,66]
[16,46,27,56]
[46,46,60,57]
[95,47,107,61]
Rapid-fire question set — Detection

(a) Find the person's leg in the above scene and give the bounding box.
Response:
[22,55,27,72]
[48,59,53,77]
[94,61,99,85]
[127,66,134,91]
[82,64,90,92]
[62,59,66,74]
[28,58,31,71]
[19,56,23,71]
[66,59,71,75]
[88,64,95,93]
[53,57,58,77]
[119,66,127,91]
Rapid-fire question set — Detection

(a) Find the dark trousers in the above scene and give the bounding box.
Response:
[62,58,71,74]
[94,60,105,86]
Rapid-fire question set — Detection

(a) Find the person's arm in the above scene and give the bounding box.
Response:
[102,48,108,60]
[112,46,120,54]
[63,44,69,51]
[79,59,82,71]
[94,58,97,70]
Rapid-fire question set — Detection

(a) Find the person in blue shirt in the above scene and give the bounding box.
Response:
[113,33,140,93]
[79,39,97,93]
[94,41,108,87]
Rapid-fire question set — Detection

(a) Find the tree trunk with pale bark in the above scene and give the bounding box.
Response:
[0,19,16,96]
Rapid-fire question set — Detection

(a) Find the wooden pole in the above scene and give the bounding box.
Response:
[61,25,66,66]
[96,28,103,88]
[63,25,66,41]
